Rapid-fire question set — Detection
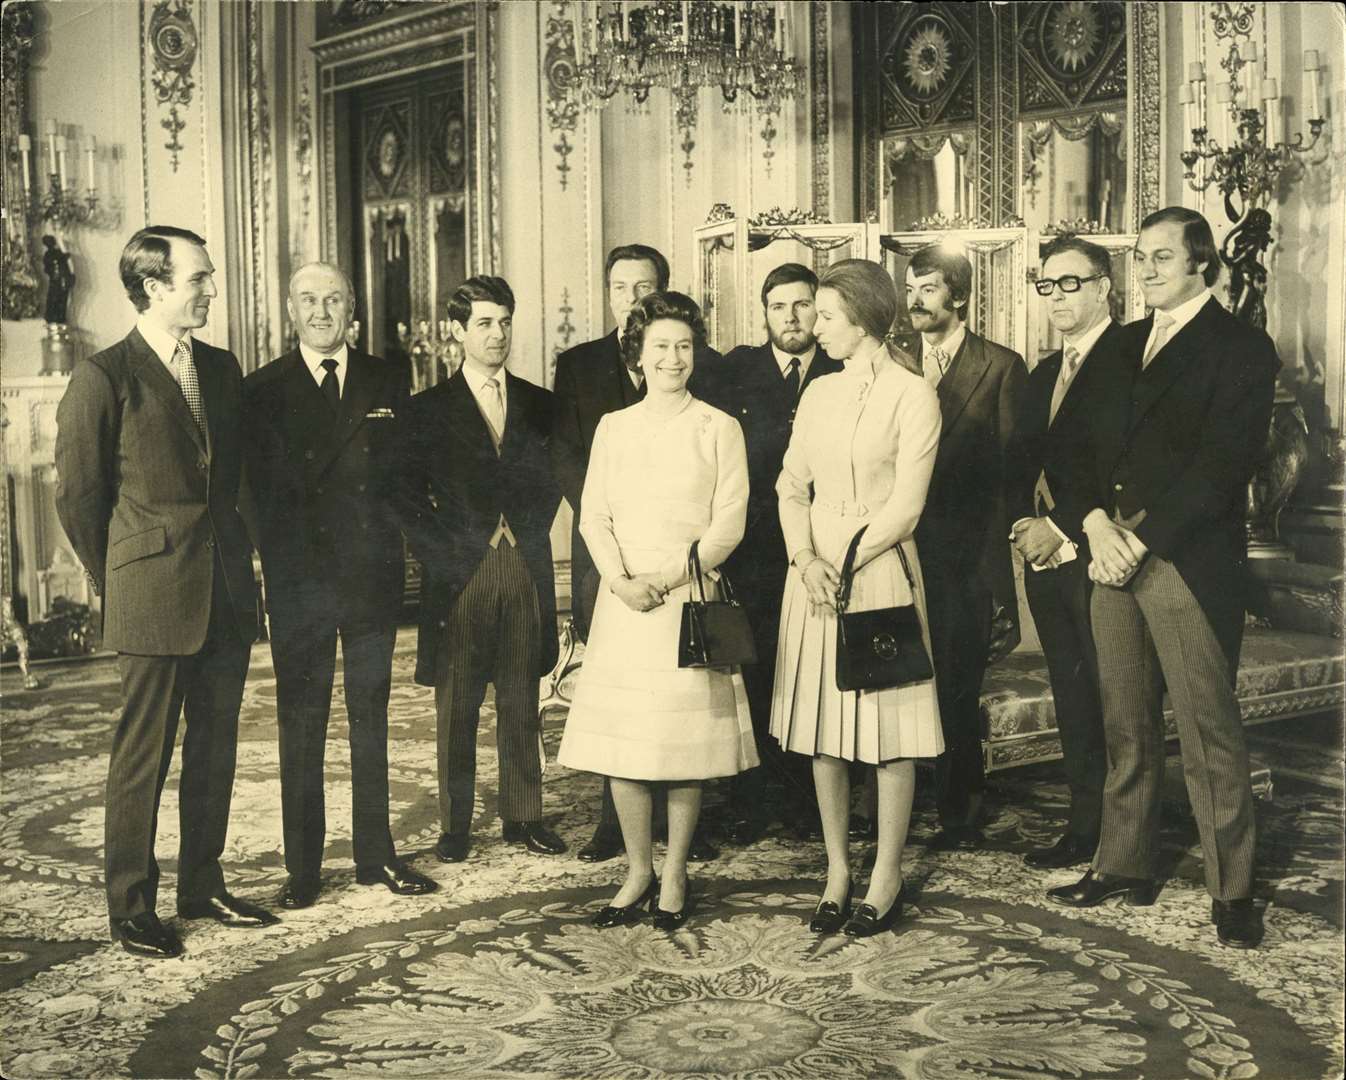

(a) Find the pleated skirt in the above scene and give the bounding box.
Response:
[558,576,759,782]
[769,512,943,764]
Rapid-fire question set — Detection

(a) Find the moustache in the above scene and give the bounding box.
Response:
[909,307,930,315]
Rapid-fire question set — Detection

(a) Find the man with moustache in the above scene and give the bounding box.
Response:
[401,275,566,863]
[1047,208,1278,949]
[55,226,276,957]
[897,246,1028,851]
[696,263,842,844]
[242,262,437,908]
[552,244,720,863]
[1008,236,1126,870]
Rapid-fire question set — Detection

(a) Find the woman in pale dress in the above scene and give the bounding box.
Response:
[770,259,943,937]
[558,291,757,930]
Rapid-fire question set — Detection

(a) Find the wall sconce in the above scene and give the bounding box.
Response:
[13,119,116,230]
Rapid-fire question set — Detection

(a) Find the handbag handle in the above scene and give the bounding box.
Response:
[836,525,916,614]
[685,540,739,605]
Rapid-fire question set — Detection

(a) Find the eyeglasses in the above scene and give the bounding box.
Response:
[1034,273,1105,296]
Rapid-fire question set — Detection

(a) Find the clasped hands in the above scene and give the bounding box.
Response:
[611,572,668,613]
[1011,517,1066,569]
[799,555,841,618]
[1083,511,1148,587]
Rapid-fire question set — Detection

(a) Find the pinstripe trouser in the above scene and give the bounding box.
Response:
[1090,555,1256,900]
[433,542,543,835]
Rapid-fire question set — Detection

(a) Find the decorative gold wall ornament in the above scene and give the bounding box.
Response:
[148,0,197,172]
[544,2,581,189]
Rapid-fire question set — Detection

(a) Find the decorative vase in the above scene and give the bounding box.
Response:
[1246,389,1311,560]
[39,323,74,376]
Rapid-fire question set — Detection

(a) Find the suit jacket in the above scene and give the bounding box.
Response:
[242,348,410,629]
[54,327,257,654]
[1008,320,1130,552]
[400,367,561,685]
[694,341,843,590]
[897,330,1028,614]
[1052,298,1280,665]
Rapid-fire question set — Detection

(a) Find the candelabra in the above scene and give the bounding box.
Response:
[397,318,463,393]
[1178,8,1326,225]
[571,0,804,179]
[13,121,115,229]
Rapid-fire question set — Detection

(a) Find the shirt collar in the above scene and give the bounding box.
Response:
[462,357,506,391]
[1156,288,1212,336]
[771,341,816,376]
[298,342,348,378]
[137,315,192,367]
[923,324,965,363]
[1063,316,1112,364]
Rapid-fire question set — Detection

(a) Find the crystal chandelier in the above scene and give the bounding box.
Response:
[571,0,805,181]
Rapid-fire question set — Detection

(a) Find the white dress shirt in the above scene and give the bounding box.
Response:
[1142,287,1212,363]
[921,324,966,385]
[462,358,516,546]
[299,342,349,396]
[136,315,195,382]
[771,342,817,385]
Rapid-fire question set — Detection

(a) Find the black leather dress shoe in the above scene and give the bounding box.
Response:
[652,879,693,931]
[1047,870,1158,908]
[843,892,903,938]
[727,816,766,846]
[809,880,853,934]
[436,832,472,863]
[276,876,322,909]
[110,913,183,958]
[927,825,985,852]
[1212,898,1264,948]
[1023,834,1097,870]
[177,892,280,928]
[687,832,719,862]
[503,821,568,855]
[356,863,439,895]
[848,814,877,841]
[592,875,657,929]
[577,827,624,863]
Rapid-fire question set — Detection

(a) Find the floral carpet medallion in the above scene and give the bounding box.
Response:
[2,642,1343,1079]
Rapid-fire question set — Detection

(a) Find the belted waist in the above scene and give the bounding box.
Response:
[814,495,870,518]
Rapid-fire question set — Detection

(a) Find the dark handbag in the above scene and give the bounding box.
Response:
[834,525,933,692]
[677,541,757,668]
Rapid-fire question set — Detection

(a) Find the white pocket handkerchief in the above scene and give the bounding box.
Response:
[366,407,395,419]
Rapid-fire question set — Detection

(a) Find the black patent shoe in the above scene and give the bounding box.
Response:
[592,875,657,929]
[652,879,693,931]
[1046,870,1158,908]
[1212,898,1264,949]
[110,912,183,958]
[1024,834,1097,869]
[577,827,624,863]
[843,892,903,938]
[687,832,719,862]
[809,880,853,934]
[177,892,279,928]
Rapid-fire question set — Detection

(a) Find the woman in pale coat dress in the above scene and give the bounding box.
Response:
[770,259,943,936]
[558,291,757,930]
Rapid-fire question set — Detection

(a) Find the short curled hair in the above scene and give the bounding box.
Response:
[760,262,818,307]
[1040,235,1113,280]
[620,291,707,369]
[816,259,899,342]
[1141,206,1220,287]
[907,245,973,314]
[447,275,515,327]
[604,244,670,291]
[119,226,207,312]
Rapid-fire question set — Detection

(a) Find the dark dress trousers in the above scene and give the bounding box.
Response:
[400,369,561,836]
[242,349,410,882]
[1006,322,1130,847]
[695,342,842,817]
[896,330,1028,829]
[55,328,257,920]
[1051,300,1279,900]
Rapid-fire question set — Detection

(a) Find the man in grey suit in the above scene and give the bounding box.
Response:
[55,226,278,958]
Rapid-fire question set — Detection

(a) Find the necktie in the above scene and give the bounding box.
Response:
[783,357,801,400]
[925,345,949,386]
[1048,343,1081,424]
[483,376,505,451]
[320,358,340,414]
[174,339,205,432]
[1143,311,1175,368]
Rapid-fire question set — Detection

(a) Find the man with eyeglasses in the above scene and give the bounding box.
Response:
[1008,235,1128,872]
[1044,207,1279,950]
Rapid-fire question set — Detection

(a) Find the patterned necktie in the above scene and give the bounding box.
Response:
[320,358,340,414]
[1048,343,1081,424]
[483,376,505,452]
[783,357,801,400]
[926,345,949,386]
[174,339,205,432]
[1143,310,1175,368]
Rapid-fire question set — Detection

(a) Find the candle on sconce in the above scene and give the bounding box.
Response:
[682,0,689,46]
[1188,61,1206,83]
[1178,81,1195,134]
[620,0,628,41]
[83,135,96,191]
[1304,49,1322,120]
[54,134,69,190]
[17,132,32,194]
[1261,77,1277,102]
[775,0,785,51]
[733,0,741,51]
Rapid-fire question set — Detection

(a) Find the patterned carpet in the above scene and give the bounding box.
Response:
[1,632,1343,1079]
